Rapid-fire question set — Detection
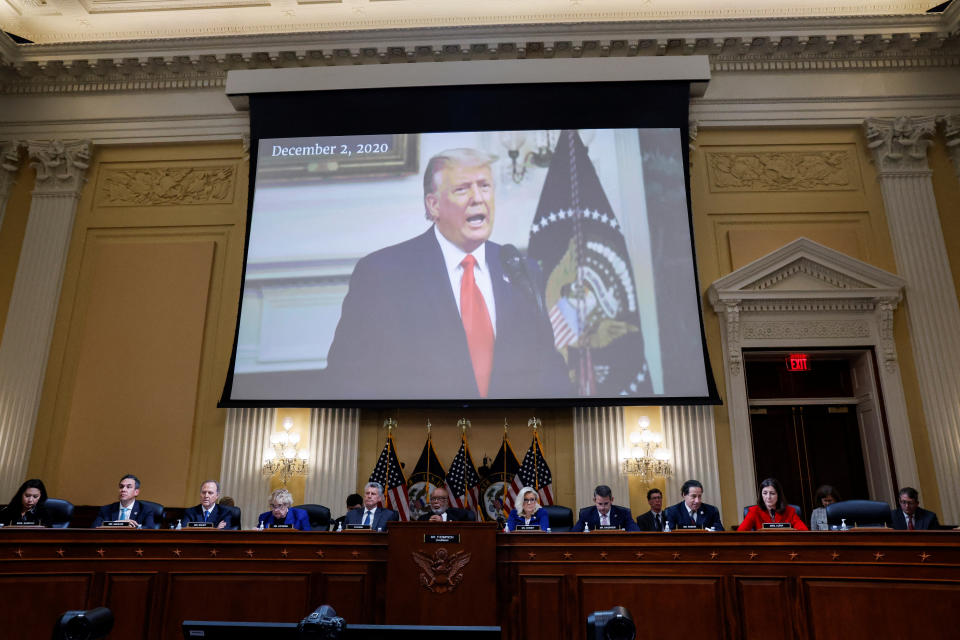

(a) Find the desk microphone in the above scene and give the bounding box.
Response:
[500,244,546,316]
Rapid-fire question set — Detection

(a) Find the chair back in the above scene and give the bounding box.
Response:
[294,504,331,531]
[825,500,892,528]
[138,500,165,529]
[44,498,75,528]
[541,504,574,532]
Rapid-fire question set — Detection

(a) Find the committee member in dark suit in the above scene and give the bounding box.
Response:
[664,479,724,531]
[345,482,398,531]
[506,486,550,531]
[257,488,310,530]
[324,148,570,400]
[737,478,808,531]
[891,486,940,530]
[636,487,666,532]
[417,486,473,522]
[91,474,156,529]
[182,480,235,529]
[573,485,639,532]
[0,478,50,527]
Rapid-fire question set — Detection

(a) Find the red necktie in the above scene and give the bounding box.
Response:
[460,255,494,397]
[908,515,915,530]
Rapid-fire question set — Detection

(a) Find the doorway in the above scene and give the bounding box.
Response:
[744,349,895,517]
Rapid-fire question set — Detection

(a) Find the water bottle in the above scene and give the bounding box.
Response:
[546,527,552,533]
[175,519,182,530]
[583,522,590,533]
[664,520,671,533]
[840,518,848,531]
[336,521,343,532]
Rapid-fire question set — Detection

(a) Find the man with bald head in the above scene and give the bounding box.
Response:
[417,486,474,522]
[324,148,569,399]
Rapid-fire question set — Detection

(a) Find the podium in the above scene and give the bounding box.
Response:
[385,521,498,626]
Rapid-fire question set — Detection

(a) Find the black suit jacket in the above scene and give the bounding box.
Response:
[636,509,665,532]
[324,228,571,399]
[417,507,474,522]
[91,500,155,528]
[0,505,49,527]
[182,504,236,529]
[663,501,725,531]
[345,507,398,531]
[890,507,940,530]
[573,504,640,532]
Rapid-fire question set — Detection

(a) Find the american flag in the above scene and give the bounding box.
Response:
[369,434,411,521]
[446,436,482,514]
[510,431,555,505]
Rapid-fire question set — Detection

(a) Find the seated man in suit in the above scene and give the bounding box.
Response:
[333,493,363,530]
[417,486,473,522]
[573,485,639,532]
[91,474,156,529]
[891,486,940,530]
[664,479,724,531]
[636,487,666,532]
[257,488,310,530]
[345,482,398,531]
[182,480,234,529]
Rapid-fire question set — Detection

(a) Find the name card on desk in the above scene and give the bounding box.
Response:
[346,524,371,530]
[100,521,131,528]
[515,526,541,532]
[762,522,792,529]
[597,525,620,531]
[424,534,460,543]
[678,525,700,530]
[269,523,293,529]
[186,522,214,528]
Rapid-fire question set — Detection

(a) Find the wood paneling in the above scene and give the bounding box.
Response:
[103,573,157,640]
[520,576,564,640]
[736,578,792,640]
[0,573,92,640]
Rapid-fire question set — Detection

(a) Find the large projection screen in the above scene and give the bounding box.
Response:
[221,72,718,407]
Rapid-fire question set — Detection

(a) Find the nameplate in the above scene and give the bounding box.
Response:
[101,521,130,528]
[269,523,293,529]
[424,534,460,543]
[597,524,619,531]
[678,525,700,530]
[11,521,42,527]
[346,524,371,530]
[187,522,214,528]
[515,525,541,532]
[762,522,792,529]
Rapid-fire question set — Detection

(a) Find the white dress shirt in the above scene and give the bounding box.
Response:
[434,225,497,334]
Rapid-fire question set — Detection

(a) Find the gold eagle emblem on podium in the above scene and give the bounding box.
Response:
[411,548,472,593]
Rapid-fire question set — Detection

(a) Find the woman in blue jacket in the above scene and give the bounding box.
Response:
[506,486,550,531]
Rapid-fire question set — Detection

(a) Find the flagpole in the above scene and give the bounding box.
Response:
[425,419,432,499]
[458,417,471,510]
[529,416,541,491]
[383,417,396,510]
[566,129,594,396]
[502,419,509,510]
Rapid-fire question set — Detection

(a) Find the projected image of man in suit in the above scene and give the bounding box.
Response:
[323,148,570,400]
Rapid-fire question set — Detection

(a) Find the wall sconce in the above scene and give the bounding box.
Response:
[263,416,308,486]
[621,416,673,482]
[499,130,557,183]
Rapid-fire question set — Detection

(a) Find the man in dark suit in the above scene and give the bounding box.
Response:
[573,485,639,532]
[664,479,724,531]
[333,493,363,531]
[91,474,156,529]
[417,486,474,522]
[323,148,570,400]
[891,486,940,530]
[636,487,666,532]
[182,480,235,529]
[345,482,398,531]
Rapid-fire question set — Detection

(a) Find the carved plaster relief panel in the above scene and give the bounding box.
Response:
[94,165,236,207]
[705,148,858,193]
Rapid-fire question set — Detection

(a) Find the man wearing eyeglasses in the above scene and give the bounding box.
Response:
[417,486,475,522]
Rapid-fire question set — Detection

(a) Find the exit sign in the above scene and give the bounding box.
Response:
[786,353,810,371]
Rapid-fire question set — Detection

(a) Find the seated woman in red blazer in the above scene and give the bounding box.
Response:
[738,477,808,531]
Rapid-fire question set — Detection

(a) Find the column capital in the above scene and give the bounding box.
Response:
[863,116,936,175]
[942,114,960,179]
[26,139,92,195]
[0,140,22,201]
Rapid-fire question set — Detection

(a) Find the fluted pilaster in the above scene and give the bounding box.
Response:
[304,408,359,518]
[0,140,90,499]
[943,115,960,180]
[661,405,724,515]
[865,116,960,523]
[573,406,628,511]
[0,141,22,233]
[220,407,276,530]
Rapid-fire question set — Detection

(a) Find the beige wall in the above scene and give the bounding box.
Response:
[3,124,956,519]
[25,142,249,508]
